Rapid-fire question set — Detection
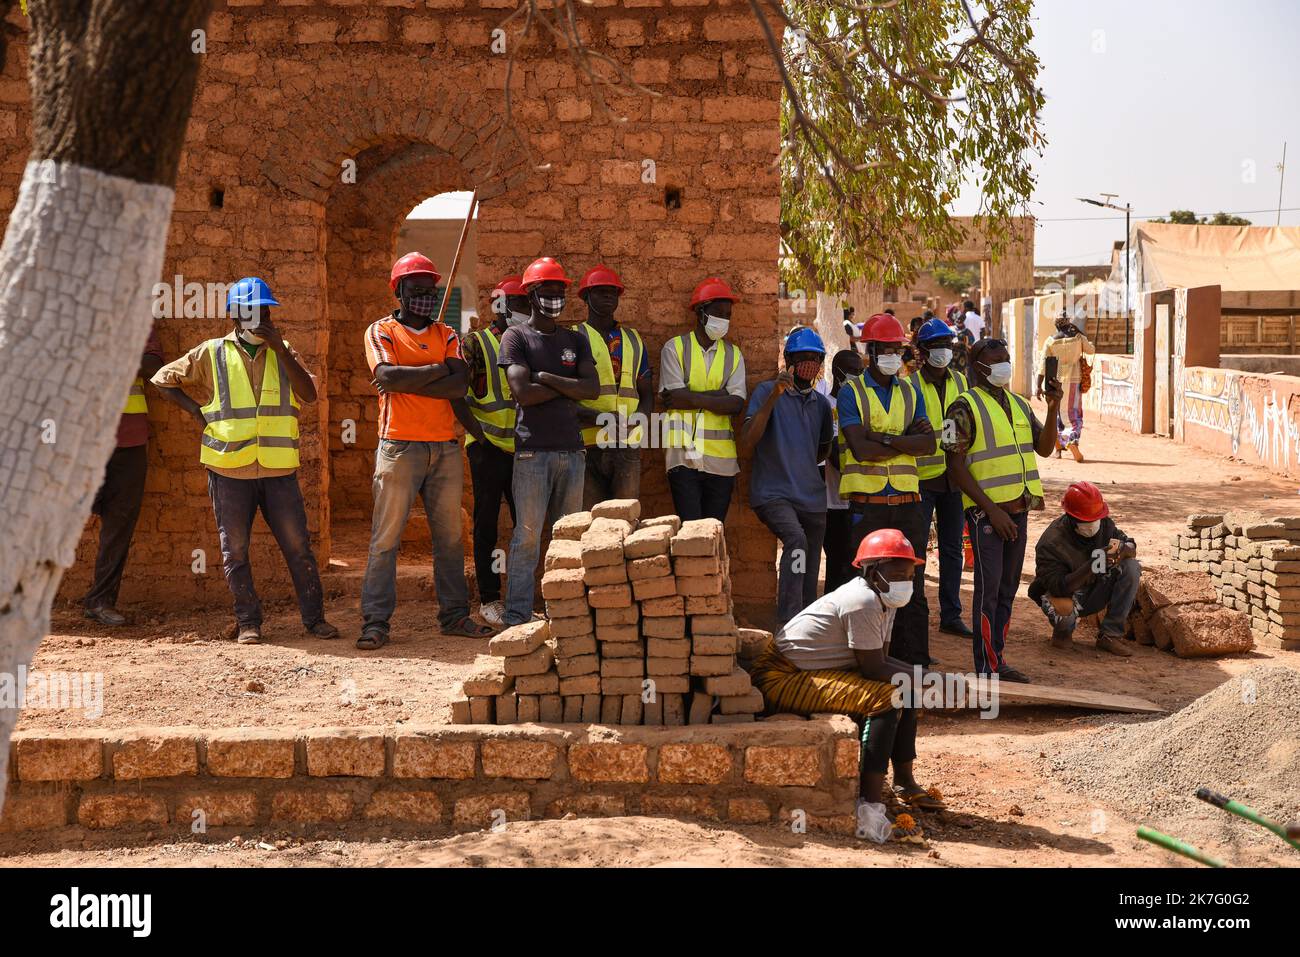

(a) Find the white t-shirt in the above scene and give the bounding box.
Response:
[774,578,894,671]
[964,310,984,339]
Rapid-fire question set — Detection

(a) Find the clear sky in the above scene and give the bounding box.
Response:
[1000,0,1300,265]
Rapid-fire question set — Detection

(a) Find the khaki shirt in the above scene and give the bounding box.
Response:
[152,331,316,480]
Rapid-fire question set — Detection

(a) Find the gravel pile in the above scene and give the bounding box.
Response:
[1046,665,1300,845]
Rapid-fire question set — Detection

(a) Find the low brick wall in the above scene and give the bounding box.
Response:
[1,719,860,838]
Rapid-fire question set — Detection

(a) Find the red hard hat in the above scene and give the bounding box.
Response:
[1061,481,1109,521]
[521,257,572,289]
[859,313,907,343]
[492,275,526,299]
[390,252,441,293]
[852,528,925,568]
[689,277,739,310]
[578,264,625,295]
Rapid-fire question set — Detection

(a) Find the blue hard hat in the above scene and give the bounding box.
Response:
[784,326,826,356]
[226,277,280,311]
[917,316,955,344]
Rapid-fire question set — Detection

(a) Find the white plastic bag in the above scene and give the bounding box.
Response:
[855,800,892,843]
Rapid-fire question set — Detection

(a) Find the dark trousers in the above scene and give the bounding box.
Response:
[967,506,1029,674]
[849,499,929,666]
[753,499,827,626]
[583,446,642,510]
[667,466,734,523]
[1030,557,1142,639]
[920,487,966,626]
[207,471,325,629]
[859,707,918,787]
[467,439,516,604]
[822,507,855,594]
[83,444,148,610]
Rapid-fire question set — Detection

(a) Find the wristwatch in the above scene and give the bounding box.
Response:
[880,434,894,448]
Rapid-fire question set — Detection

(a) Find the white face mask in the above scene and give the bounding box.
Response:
[506,310,530,328]
[238,330,265,345]
[875,353,903,376]
[926,348,952,369]
[877,578,914,608]
[1075,519,1101,537]
[983,361,1013,387]
[703,314,730,341]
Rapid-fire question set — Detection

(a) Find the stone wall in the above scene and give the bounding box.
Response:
[1,718,860,837]
[0,1,783,615]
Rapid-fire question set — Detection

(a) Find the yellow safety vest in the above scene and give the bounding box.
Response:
[906,369,967,481]
[464,327,516,454]
[199,338,301,470]
[959,385,1044,510]
[838,376,920,496]
[122,377,148,415]
[663,332,738,472]
[577,322,644,448]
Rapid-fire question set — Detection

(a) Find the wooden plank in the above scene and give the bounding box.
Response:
[992,682,1163,714]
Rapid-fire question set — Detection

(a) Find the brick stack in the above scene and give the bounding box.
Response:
[454,502,770,725]
[1166,510,1300,650]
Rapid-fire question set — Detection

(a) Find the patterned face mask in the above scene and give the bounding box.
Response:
[793,359,822,382]
[404,293,438,317]
[534,294,566,318]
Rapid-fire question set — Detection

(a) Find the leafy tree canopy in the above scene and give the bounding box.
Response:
[1151,209,1252,226]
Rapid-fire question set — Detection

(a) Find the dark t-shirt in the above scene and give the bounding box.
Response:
[498,323,593,452]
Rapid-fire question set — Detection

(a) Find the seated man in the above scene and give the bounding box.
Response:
[749,528,945,843]
[1027,481,1139,656]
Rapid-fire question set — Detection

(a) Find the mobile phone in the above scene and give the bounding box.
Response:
[1044,355,1059,383]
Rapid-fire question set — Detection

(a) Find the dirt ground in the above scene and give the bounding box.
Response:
[7,407,1300,867]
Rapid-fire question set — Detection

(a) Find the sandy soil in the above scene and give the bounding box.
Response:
[8,409,1300,867]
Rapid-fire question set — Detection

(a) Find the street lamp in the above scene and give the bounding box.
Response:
[1077,193,1133,352]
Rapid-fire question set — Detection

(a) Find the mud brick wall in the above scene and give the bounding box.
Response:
[0,2,781,616]
[1,718,860,838]
[1171,512,1300,651]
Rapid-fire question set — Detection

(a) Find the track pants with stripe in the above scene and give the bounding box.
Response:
[966,506,1028,675]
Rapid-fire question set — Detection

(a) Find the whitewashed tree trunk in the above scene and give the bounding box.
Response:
[0,0,209,808]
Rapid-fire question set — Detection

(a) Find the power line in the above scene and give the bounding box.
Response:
[1036,206,1300,223]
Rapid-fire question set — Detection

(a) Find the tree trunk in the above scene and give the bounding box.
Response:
[0,0,209,808]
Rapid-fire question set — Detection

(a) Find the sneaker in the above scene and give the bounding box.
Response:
[83,606,126,626]
[236,625,262,645]
[307,620,340,639]
[997,665,1031,683]
[938,619,973,638]
[479,600,506,628]
[1096,635,1134,657]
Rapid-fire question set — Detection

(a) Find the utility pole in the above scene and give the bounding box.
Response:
[1278,142,1288,226]
[1077,193,1134,352]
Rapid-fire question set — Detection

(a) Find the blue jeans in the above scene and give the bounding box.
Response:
[920,488,966,626]
[361,439,468,633]
[207,471,324,629]
[504,449,586,624]
[753,499,826,626]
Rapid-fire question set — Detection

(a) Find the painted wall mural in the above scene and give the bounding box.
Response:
[1082,354,1139,431]
[1179,365,1300,477]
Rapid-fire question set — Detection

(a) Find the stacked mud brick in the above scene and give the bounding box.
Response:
[1169,511,1300,651]
[453,500,771,725]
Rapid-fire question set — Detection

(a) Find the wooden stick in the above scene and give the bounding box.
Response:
[436,189,478,327]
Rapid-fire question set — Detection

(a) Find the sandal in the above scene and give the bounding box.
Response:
[356,628,389,650]
[443,616,494,638]
[894,784,947,812]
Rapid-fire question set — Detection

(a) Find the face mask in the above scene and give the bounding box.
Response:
[792,359,822,383]
[238,330,264,345]
[404,293,438,318]
[1075,519,1101,537]
[875,353,903,376]
[926,348,952,369]
[873,575,914,608]
[534,294,566,319]
[704,314,730,341]
[981,361,1012,387]
[506,310,530,328]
